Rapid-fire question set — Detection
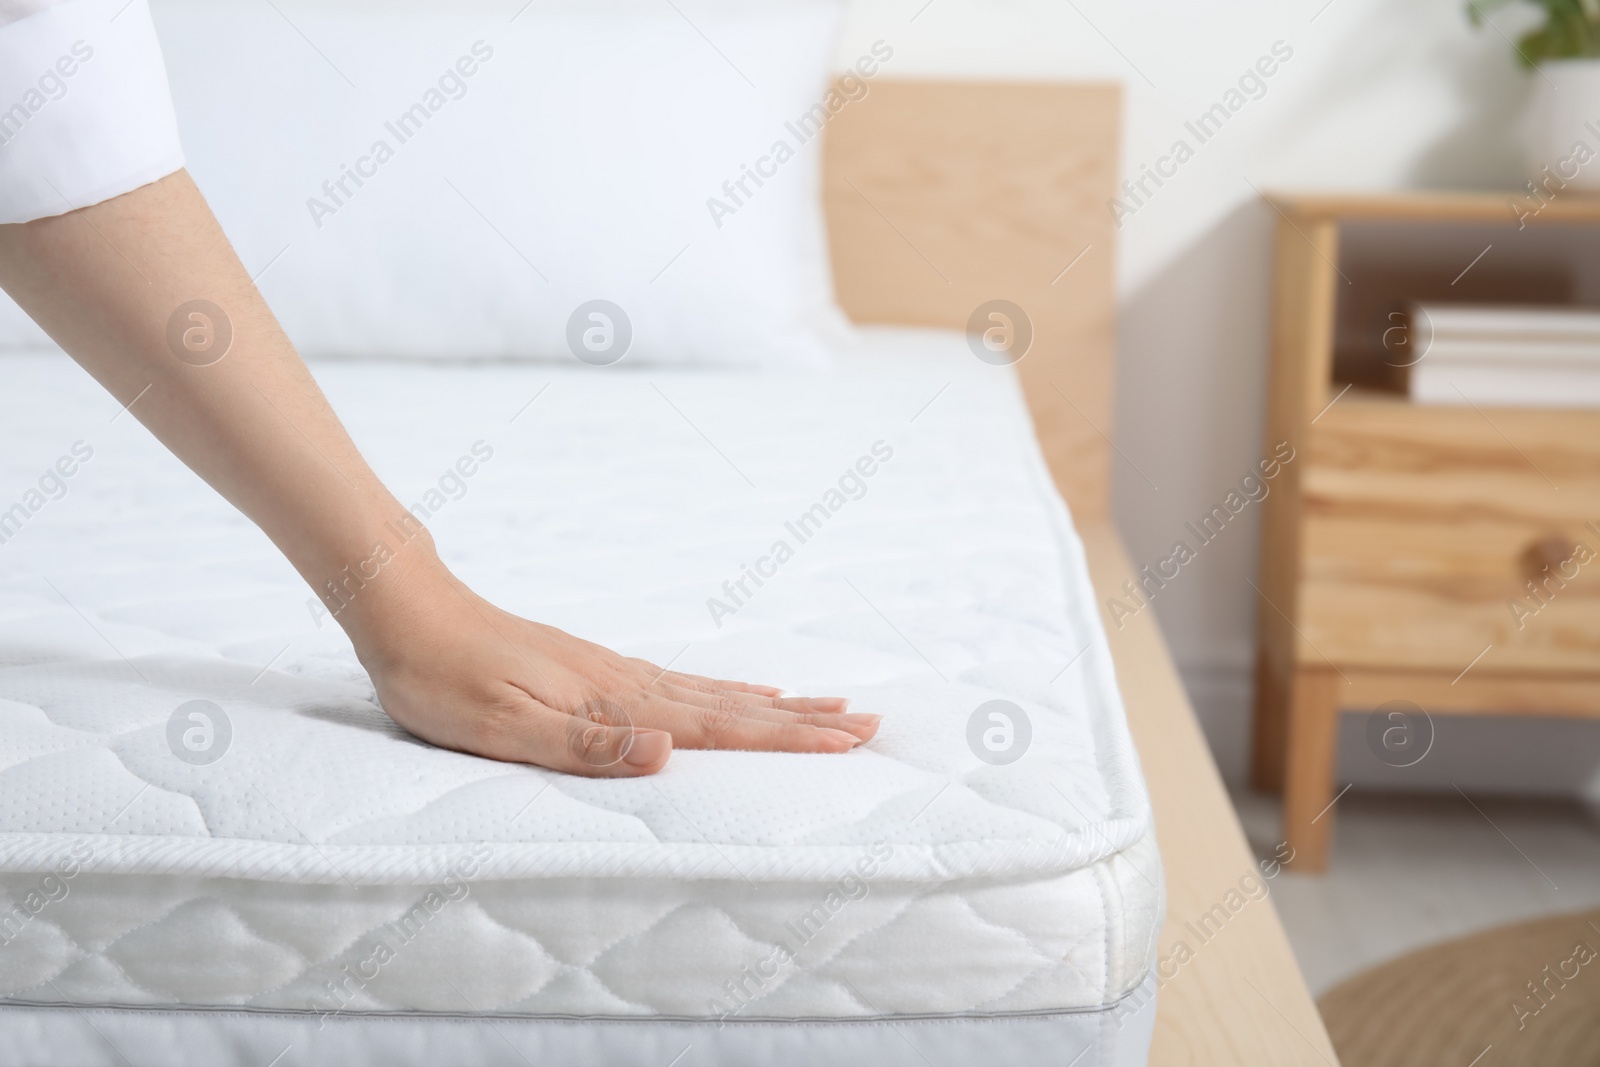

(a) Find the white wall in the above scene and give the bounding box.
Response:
[840,0,1600,798]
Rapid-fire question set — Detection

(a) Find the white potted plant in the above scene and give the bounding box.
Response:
[1472,0,1600,190]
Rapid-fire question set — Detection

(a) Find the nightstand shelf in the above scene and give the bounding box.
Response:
[1251,191,1600,872]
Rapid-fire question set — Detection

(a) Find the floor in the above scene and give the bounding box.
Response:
[1230,787,1600,997]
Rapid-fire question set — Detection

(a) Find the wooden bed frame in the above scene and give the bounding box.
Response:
[823,80,1341,1065]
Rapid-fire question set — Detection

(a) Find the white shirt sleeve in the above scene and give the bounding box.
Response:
[0,0,184,224]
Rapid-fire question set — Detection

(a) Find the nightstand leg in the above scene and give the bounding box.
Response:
[1250,654,1289,793]
[1282,668,1342,873]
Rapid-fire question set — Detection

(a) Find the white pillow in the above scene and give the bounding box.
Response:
[0,0,856,368]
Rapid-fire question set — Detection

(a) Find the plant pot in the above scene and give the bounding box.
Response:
[1526,57,1600,191]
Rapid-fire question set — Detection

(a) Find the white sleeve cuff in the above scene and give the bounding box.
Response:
[0,0,184,224]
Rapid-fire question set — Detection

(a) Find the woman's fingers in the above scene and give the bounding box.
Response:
[658,670,851,713]
[620,659,846,708]
[652,682,880,741]
[472,695,673,778]
[626,691,866,753]
[700,678,787,698]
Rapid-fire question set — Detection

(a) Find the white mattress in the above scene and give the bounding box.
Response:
[0,330,1162,1057]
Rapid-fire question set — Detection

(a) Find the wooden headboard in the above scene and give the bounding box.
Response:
[822,80,1121,521]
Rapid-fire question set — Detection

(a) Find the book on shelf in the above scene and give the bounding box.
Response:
[1405,303,1600,407]
[1410,362,1600,407]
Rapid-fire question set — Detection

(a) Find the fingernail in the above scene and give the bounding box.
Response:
[623,730,672,769]
[820,728,864,748]
[838,713,881,726]
[808,697,850,712]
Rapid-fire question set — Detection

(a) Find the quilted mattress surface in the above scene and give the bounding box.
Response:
[0,329,1162,1020]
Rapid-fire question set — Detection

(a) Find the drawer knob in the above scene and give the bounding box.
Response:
[1521,536,1578,583]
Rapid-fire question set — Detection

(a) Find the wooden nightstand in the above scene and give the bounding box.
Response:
[1251,191,1600,872]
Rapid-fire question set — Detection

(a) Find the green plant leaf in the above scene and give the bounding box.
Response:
[1469,0,1600,64]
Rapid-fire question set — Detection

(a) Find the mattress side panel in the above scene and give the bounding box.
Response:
[0,858,1156,1018]
[0,973,1160,1067]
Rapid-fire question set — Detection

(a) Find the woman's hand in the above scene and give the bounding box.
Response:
[330,551,879,777]
[0,171,877,777]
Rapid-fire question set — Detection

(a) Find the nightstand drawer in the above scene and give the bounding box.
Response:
[1300,514,1600,672]
[1296,402,1600,672]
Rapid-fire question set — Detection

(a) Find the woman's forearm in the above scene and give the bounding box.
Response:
[0,170,437,649]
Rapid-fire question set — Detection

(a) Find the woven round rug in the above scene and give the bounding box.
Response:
[1318,908,1600,1067]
